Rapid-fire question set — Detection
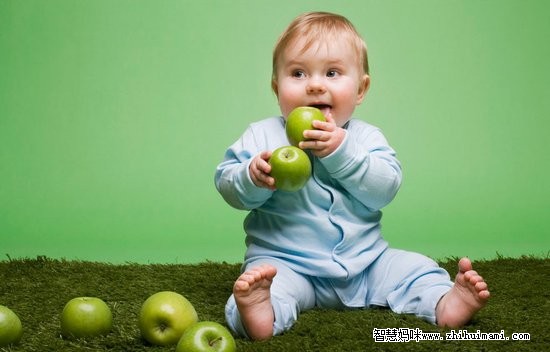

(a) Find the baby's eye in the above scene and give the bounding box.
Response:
[292,70,306,78]
[326,70,339,78]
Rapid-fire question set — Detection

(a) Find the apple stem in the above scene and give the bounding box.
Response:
[209,336,223,346]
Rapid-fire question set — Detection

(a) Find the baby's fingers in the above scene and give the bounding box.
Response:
[312,119,335,131]
[258,151,273,171]
[250,152,275,189]
[257,172,275,189]
[303,129,330,141]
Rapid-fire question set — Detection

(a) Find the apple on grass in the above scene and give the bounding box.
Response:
[176,321,236,352]
[138,291,198,346]
[60,297,113,339]
[269,146,312,192]
[0,305,23,347]
[285,106,327,147]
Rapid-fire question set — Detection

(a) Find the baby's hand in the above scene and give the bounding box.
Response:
[249,151,276,190]
[300,114,345,157]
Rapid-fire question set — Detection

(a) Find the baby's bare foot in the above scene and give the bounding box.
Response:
[436,257,490,327]
[234,264,277,340]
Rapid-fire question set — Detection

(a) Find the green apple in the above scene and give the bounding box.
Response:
[60,297,112,339]
[269,146,312,192]
[285,106,327,147]
[176,321,236,352]
[0,305,23,347]
[138,291,198,346]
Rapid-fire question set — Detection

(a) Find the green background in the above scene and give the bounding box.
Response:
[1,0,548,264]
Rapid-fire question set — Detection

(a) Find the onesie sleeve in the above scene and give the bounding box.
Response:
[320,122,402,211]
[214,126,274,210]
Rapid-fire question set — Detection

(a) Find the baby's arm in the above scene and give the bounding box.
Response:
[215,128,274,210]
[320,124,402,211]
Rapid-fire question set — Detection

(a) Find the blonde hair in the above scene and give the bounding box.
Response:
[271,12,369,89]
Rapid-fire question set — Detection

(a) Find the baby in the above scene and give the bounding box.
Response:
[215,11,489,340]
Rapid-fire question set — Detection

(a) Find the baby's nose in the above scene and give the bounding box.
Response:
[306,79,327,94]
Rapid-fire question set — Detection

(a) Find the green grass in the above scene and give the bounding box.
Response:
[1,255,548,351]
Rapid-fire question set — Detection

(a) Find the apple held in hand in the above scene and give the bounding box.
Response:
[269,146,312,192]
[0,305,23,347]
[138,291,198,346]
[60,297,113,339]
[285,106,327,147]
[176,321,236,352]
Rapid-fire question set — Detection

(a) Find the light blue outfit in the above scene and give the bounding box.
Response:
[215,116,452,337]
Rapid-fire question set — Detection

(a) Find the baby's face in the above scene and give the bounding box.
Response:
[273,37,369,127]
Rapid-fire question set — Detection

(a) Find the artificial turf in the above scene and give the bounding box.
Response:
[0,255,548,351]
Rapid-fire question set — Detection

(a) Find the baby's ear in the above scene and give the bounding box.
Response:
[271,79,279,97]
[356,74,370,104]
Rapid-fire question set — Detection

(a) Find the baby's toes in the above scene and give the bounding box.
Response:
[475,281,488,292]
[463,270,478,281]
[234,278,251,292]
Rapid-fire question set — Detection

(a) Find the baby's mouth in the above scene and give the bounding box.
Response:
[309,104,332,117]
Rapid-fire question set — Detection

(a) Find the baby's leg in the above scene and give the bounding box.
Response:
[435,257,490,327]
[366,249,453,323]
[233,264,277,340]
